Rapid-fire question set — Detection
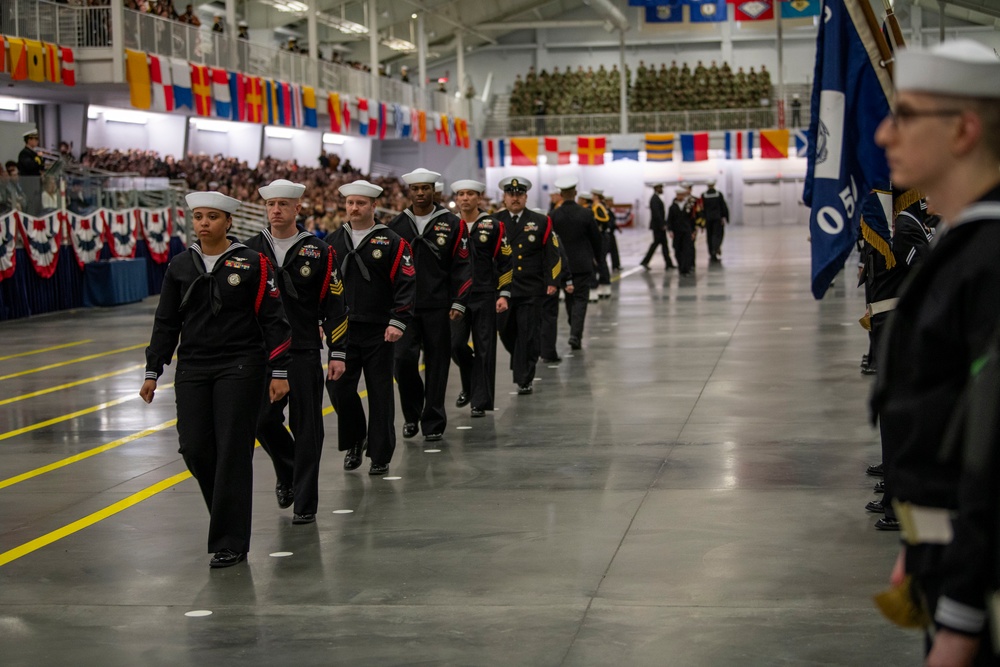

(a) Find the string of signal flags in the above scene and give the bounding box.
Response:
[0,35,76,86]
[123,49,471,148]
[477,129,806,169]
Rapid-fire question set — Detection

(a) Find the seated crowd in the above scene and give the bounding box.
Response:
[510,59,772,116]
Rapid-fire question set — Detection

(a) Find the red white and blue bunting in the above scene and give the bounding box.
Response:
[17,211,64,279]
[140,208,173,264]
[0,212,17,280]
[0,207,187,282]
[108,209,140,259]
[68,211,107,268]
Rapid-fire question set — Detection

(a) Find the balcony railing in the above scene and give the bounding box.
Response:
[3,0,471,121]
[500,107,779,137]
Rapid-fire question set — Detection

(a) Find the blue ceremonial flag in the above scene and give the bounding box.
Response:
[792,128,808,157]
[687,0,727,22]
[645,2,683,23]
[804,0,892,299]
[400,105,412,138]
[781,0,822,19]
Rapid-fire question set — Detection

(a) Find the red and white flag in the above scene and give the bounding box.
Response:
[544,137,572,165]
[149,54,174,112]
[60,46,75,86]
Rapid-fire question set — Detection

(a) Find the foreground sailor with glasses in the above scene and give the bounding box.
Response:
[870,40,1000,666]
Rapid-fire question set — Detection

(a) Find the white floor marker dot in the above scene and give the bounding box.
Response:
[564,354,575,358]
[185,610,213,617]
[424,448,441,453]
[269,551,293,558]
[779,327,793,331]
[332,509,353,514]
[457,426,472,430]
[547,365,559,369]
[591,336,601,340]
[509,391,519,395]
[383,476,402,480]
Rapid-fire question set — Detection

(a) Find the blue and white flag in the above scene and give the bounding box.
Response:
[644,1,683,23]
[400,105,412,138]
[687,0,727,22]
[804,0,892,299]
[792,129,808,157]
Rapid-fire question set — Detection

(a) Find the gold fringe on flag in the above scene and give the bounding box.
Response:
[861,217,896,271]
[893,189,923,219]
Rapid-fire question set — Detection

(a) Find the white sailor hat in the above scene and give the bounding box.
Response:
[674,187,688,195]
[23,128,38,139]
[499,176,531,192]
[554,176,578,191]
[591,188,604,196]
[680,181,693,190]
[451,179,486,193]
[531,208,547,214]
[435,182,443,193]
[706,179,716,187]
[339,179,383,198]
[402,168,441,185]
[258,178,306,200]
[238,19,248,27]
[578,191,593,201]
[896,40,1000,99]
[186,191,242,213]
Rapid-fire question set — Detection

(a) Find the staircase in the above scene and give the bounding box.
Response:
[482,95,510,139]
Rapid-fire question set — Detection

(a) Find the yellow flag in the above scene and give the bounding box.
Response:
[25,39,44,82]
[125,49,152,110]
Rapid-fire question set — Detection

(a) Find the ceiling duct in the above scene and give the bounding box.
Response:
[582,0,629,31]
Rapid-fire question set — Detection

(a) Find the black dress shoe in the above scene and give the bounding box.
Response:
[369,463,388,476]
[275,483,294,509]
[209,549,247,568]
[344,437,366,471]
[875,517,901,531]
[292,513,316,524]
[471,407,486,418]
[568,339,581,350]
[540,356,562,363]
[640,263,650,271]
[866,463,884,477]
[873,480,885,493]
[424,432,443,442]
[865,500,885,514]
[403,422,419,438]
[517,383,533,395]
[455,392,470,407]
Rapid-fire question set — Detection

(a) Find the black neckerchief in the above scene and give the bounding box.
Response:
[262,227,312,300]
[342,223,389,282]
[403,206,451,260]
[182,238,247,316]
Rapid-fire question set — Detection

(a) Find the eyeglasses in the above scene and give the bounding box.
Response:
[888,106,963,127]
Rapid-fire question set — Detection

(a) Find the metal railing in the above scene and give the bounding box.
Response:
[500,107,780,137]
[1,0,112,48]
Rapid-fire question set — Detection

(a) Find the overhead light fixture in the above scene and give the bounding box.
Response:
[104,109,149,125]
[87,107,100,119]
[0,99,20,111]
[194,119,232,133]
[322,133,347,145]
[259,0,308,13]
[382,37,416,52]
[316,13,368,35]
[265,126,296,139]
[411,13,417,19]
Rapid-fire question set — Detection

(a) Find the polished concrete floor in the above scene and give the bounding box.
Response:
[0,226,920,666]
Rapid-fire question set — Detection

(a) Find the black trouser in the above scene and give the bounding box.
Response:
[641,229,674,267]
[597,234,611,286]
[394,308,451,435]
[871,311,895,519]
[175,364,266,554]
[609,233,621,270]
[499,295,541,386]
[257,349,324,515]
[674,228,695,274]
[706,219,724,259]
[563,273,591,343]
[451,292,499,411]
[327,322,396,466]
[539,290,559,360]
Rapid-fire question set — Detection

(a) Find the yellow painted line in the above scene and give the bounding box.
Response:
[0,340,93,362]
[0,343,147,382]
[0,364,145,407]
[0,469,193,568]
[0,383,173,443]
[0,420,177,490]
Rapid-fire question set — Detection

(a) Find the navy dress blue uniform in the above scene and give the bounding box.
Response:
[641,191,674,268]
[451,213,513,412]
[700,186,729,262]
[668,197,696,275]
[388,205,473,436]
[540,231,572,361]
[551,199,602,347]
[145,239,291,556]
[325,224,416,468]
[244,228,347,517]
[495,208,562,387]
[871,186,1000,645]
